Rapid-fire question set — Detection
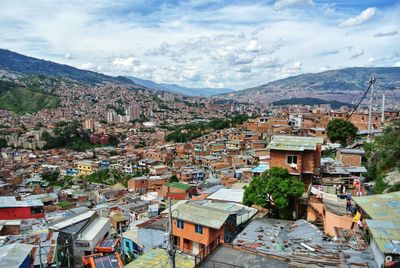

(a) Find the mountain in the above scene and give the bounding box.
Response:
[127,76,234,97]
[216,67,400,107]
[0,49,135,85]
[0,80,59,114]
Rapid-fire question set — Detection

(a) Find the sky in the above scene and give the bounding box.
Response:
[0,0,399,90]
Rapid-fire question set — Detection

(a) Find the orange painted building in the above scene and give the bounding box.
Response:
[171,203,228,256]
[307,195,353,236]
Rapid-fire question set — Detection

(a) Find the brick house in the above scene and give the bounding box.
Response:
[161,182,197,200]
[336,149,365,167]
[127,176,149,193]
[268,135,323,186]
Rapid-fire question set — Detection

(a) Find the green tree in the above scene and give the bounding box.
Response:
[0,138,7,148]
[243,167,305,219]
[326,118,358,145]
[365,119,400,193]
[169,175,179,183]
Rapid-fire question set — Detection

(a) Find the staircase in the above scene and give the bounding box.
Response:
[309,201,324,231]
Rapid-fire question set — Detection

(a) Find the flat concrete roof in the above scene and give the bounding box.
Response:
[200,245,289,268]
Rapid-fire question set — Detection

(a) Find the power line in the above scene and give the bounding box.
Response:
[346,78,376,121]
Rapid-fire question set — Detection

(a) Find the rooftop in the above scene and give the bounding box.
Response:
[49,210,96,231]
[366,219,400,255]
[206,188,244,203]
[173,202,230,229]
[0,196,44,208]
[0,243,34,267]
[124,248,194,268]
[267,135,323,151]
[165,182,194,190]
[78,217,110,241]
[172,200,257,229]
[353,191,400,225]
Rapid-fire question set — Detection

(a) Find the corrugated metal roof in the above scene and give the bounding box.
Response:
[0,196,44,208]
[366,219,400,254]
[267,135,323,151]
[173,203,230,229]
[353,191,400,225]
[124,248,194,268]
[0,243,34,267]
[206,189,244,203]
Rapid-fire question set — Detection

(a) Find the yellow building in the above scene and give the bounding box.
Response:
[77,160,94,175]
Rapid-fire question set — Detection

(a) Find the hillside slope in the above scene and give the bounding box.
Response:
[0,49,134,85]
[0,80,59,114]
[216,67,400,107]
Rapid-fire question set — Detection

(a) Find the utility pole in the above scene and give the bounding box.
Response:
[381,93,385,127]
[39,240,43,268]
[168,198,176,268]
[368,77,376,136]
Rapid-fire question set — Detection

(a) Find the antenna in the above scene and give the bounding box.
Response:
[168,198,176,268]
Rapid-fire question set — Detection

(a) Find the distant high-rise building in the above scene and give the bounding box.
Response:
[126,104,140,121]
[107,111,117,123]
[84,118,95,131]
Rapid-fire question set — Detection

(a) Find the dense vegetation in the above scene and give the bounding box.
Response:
[165,114,249,142]
[365,120,400,193]
[272,97,352,109]
[327,118,358,145]
[0,138,7,148]
[243,167,305,219]
[84,168,148,186]
[0,80,59,114]
[42,120,117,152]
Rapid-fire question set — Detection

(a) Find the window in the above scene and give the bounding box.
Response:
[287,155,297,165]
[31,206,44,214]
[195,224,203,234]
[125,241,130,249]
[177,219,184,229]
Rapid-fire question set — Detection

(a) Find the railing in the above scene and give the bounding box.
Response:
[194,237,221,266]
[197,259,245,268]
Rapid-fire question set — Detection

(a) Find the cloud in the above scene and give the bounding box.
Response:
[245,40,262,52]
[350,50,364,59]
[274,0,314,10]
[80,62,96,70]
[395,61,400,67]
[374,30,398,37]
[339,7,376,27]
[112,56,139,67]
[0,1,399,90]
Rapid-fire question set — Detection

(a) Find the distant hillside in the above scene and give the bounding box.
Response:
[272,97,353,109]
[0,49,135,85]
[216,67,400,107]
[127,76,234,97]
[0,80,59,114]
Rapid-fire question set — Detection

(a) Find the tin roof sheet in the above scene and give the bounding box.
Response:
[353,191,400,225]
[366,219,400,254]
[173,203,230,229]
[267,135,323,151]
[124,248,194,268]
